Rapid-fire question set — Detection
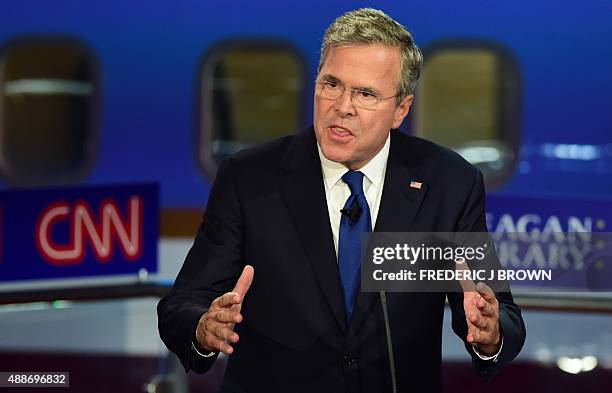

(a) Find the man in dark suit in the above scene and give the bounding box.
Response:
[158,8,525,392]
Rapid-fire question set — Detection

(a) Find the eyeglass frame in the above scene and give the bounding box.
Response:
[315,79,399,110]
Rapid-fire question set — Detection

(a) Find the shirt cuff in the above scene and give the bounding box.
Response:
[191,339,217,358]
[472,334,503,362]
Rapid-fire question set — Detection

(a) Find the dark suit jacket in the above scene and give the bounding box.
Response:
[157,127,526,393]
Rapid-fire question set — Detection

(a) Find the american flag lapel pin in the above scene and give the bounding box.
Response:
[409,180,422,190]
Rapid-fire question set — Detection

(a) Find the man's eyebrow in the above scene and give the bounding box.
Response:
[320,74,381,95]
[352,85,379,95]
[320,74,342,84]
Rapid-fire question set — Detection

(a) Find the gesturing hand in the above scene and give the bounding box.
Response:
[196,265,254,355]
[457,263,501,356]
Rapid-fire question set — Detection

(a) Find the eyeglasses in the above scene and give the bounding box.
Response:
[316,80,398,110]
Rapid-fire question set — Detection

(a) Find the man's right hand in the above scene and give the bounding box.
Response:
[195,265,254,355]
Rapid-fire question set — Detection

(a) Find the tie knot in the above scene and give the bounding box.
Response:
[342,170,365,196]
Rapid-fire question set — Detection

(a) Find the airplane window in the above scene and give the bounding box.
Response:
[0,39,97,185]
[413,44,520,189]
[199,43,305,176]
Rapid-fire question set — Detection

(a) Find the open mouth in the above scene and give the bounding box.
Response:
[328,125,353,141]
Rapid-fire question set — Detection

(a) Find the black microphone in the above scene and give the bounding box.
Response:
[340,201,362,224]
[380,291,397,393]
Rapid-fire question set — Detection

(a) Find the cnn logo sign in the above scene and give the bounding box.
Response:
[35,197,143,265]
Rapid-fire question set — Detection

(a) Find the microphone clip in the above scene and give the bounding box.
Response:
[340,202,362,224]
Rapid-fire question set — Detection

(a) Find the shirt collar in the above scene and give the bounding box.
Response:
[317,132,390,191]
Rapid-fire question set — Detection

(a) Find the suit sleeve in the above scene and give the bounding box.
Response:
[446,168,526,380]
[157,157,246,374]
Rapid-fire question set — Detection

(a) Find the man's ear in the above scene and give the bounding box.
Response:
[391,95,414,129]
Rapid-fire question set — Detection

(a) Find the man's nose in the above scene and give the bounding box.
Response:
[334,90,356,116]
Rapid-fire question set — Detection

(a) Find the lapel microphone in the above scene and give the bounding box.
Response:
[340,201,362,224]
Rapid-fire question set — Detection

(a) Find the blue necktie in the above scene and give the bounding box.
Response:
[338,170,372,321]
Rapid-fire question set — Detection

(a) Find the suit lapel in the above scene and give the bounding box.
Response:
[279,128,348,333]
[348,130,429,337]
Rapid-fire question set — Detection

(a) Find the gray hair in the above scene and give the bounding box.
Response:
[318,8,423,105]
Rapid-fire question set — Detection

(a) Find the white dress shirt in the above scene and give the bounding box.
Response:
[318,134,390,256]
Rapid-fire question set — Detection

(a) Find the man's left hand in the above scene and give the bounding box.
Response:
[463,282,501,356]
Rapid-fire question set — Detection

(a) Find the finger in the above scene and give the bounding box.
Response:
[476,282,496,301]
[233,265,255,299]
[197,316,236,354]
[214,309,243,324]
[467,331,483,344]
[476,297,495,316]
[468,313,489,330]
[206,336,235,355]
[456,261,477,293]
[471,331,496,346]
[210,323,240,344]
[469,326,500,346]
[214,292,241,308]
